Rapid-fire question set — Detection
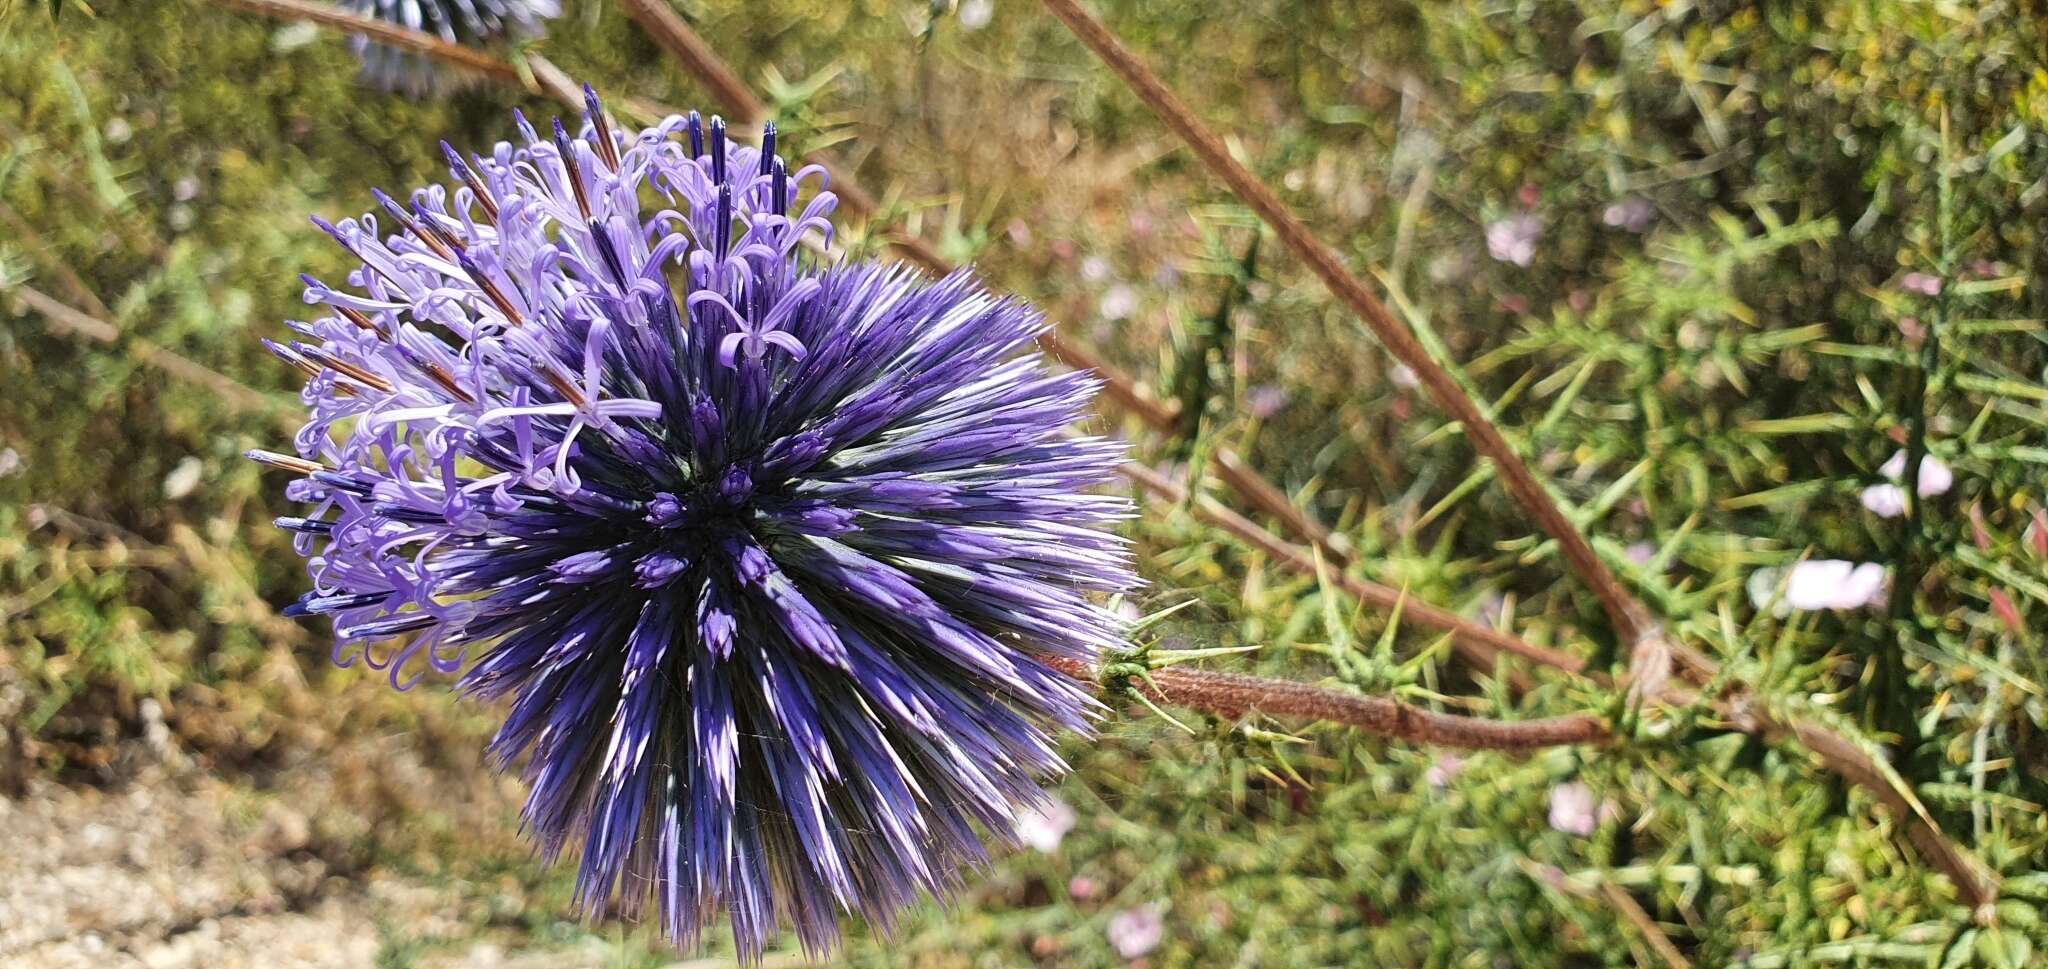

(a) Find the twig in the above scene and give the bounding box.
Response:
[1043,655,1608,751]
[1599,882,1692,969]
[1120,459,1577,679]
[1036,0,1642,641]
[1732,699,1999,916]
[0,199,113,320]
[7,284,296,432]
[612,0,762,126]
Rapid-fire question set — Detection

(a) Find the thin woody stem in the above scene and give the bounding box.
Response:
[9,284,298,433]
[1042,656,1608,751]
[1037,0,1641,641]
[1598,882,1692,969]
[1119,459,1580,678]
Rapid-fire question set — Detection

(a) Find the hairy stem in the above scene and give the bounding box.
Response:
[1044,656,1608,751]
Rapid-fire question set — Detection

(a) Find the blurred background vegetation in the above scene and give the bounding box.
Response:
[3,0,2047,965]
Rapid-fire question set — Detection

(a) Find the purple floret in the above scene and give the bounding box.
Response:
[253,89,1135,959]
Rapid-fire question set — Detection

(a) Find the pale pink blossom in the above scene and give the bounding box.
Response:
[1748,560,1889,615]
[1425,754,1464,789]
[1107,905,1164,959]
[1899,272,1943,296]
[1880,450,1953,497]
[1485,215,1542,267]
[957,0,993,30]
[1389,363,1419,390]
[1245,384,1289,419]
[1548,781,1598,837]
[1859,483,1908,518]
[1990,589,2024,635]
[1602,196,1654,233]
[162,456,203,500]
[1067,876,1100,901]
[1099,284,1139,321]
[1013,798,1076,854]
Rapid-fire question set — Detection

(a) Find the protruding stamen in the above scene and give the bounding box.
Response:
[245,449,328,475]
[588,218,632,289]
[274,515,334,535]
[709,116,727,185]
[540,366,589,409]
[297,344,396,393]
[290,591,389,614]
[758,122,777,177]
[369,189,449,262]
[511,109,541,148]
[441,141,499,226]
[553,117,592,221]
[584,84,620,170]
[457,251,525,326]
[336,305,384,337]
[263,338,321,379]
[687,111,704,159]
[417,359,476,403]
[409,201,466,261]
[771,158,788,217]
[310,217,402,291]
[715,185,732,261]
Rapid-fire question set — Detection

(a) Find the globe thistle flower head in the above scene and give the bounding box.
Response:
[254,89,1133,958]
[342,0,561,97]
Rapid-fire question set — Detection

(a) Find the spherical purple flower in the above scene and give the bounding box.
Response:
[342,0,560,97]
[251,90,1133,958]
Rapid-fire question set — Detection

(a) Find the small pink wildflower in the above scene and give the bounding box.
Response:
[1748,560,1889,615]
[1899,272,1942,296]
[1602,196,1655,233]
[1425,754,1464,789]
[1880,449,1953,497]
[1107,905,1164,959]
[1013,798,1077,854]
[1485,215,1542,267]
[1548,782,1598,837]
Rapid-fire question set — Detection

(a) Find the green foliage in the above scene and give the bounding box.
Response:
[2,0,2045,965]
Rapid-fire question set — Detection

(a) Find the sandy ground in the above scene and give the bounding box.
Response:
[0,667,698,969]
[0,768,381,969]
